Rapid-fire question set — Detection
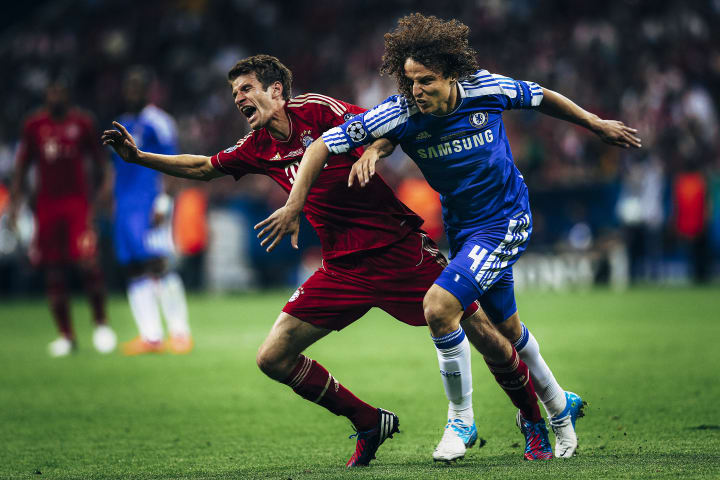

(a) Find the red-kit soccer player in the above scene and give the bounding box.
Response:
[9,76,116,357]
[103,55,546,466]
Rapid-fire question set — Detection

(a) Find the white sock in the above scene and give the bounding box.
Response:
[432,327,474,423]
[514,323,566,417]
[127,276,164,342]
[157,271,191,338]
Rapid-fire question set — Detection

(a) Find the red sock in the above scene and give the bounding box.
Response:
[284,355,379,431]
[46,268,73,339]
[82,263,107,325]
[485,348,542,422]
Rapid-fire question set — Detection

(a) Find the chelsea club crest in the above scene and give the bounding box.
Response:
[469,111,489,128]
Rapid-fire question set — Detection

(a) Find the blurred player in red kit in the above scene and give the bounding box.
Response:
[103,55,546,466]
[9,76,117,357]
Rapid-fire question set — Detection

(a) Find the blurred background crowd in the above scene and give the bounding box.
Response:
[1,0,719,295]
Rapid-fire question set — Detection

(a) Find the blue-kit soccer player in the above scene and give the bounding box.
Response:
[260,14,641,460]
[111,67,192,355]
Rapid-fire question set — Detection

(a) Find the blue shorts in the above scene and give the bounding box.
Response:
[435,213,532,323]
[113,203,173,265]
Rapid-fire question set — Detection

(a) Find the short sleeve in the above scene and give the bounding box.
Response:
[461,70,544,110]
[210,132,263,180]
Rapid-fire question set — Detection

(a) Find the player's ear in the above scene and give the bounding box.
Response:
[272,81,283,99]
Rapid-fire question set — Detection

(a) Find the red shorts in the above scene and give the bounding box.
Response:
[282,231,478,330]
[33,197,97,265]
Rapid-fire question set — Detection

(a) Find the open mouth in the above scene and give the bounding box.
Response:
[241,105,257,119]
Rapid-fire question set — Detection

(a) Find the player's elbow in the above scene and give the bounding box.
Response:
[196,157,221,181]
[196,170,214,181]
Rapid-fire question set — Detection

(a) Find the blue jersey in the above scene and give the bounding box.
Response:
[323,70,542,246]
[112,105,178,264]
[113,104,178,209]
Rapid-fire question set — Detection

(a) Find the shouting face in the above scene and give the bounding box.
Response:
[403,58,458,116]
[230,73,283,130]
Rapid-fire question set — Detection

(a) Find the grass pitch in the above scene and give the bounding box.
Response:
[1,287,719,479]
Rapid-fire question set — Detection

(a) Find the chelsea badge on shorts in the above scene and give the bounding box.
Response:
[469,111,489,128]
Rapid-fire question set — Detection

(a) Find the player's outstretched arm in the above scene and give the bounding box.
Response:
[101,121,223,181]
[254,138,331,252]
[348,138,396,188]
[538,88,642,149]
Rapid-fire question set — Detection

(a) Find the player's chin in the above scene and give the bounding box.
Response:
[415,102,432,114]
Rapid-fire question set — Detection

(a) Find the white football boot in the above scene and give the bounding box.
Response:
[93,325,117,354]
[433,418,478,462]
[48,337,74,357]
[550,391,586,458]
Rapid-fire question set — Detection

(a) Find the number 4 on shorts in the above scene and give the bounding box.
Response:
[467,245,488,273]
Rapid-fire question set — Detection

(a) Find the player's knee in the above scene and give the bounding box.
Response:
[423,288,462,336]
[255,344,290,381]
[423,294,457,335]
[255,345,275,377]
[147,257,168,276]
[423,304,445,332]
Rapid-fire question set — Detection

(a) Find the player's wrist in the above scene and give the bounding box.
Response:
[283,199,303,216]
[585,114,603,134]
[365,145,385,160]
[130,148,151,165]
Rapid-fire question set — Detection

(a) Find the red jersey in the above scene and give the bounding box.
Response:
[15,108,104,204]
[674,172,707,238]
[211,94,424,259]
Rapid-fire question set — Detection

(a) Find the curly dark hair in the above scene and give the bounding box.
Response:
[381,13,479,101]
[228,54,293,101]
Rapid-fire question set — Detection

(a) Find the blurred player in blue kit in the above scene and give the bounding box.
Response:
[111,67,192,355]
[260,13,642,460]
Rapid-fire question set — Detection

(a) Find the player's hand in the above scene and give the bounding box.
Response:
[592,119,642,149]
[254,205,301,252]
[102,121,140,162]
[348,148,380,188]
[151,193,171,227]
